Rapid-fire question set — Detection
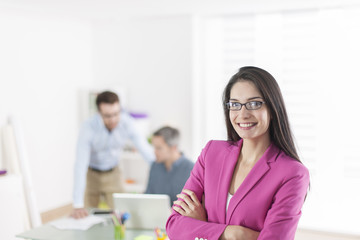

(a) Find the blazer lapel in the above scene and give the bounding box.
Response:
[226,143,280,223]
[215,140,242,223]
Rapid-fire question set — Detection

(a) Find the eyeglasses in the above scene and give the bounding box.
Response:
[226,101,265,111]
[101,111,120,119]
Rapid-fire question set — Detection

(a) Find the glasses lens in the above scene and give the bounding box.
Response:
[246,101,263,110]
[227,102,241,110]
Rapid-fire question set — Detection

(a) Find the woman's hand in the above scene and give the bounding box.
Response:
[220,225,260,240]
[173,189,207,221]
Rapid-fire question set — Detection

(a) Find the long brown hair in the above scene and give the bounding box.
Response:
[222,66,301,163]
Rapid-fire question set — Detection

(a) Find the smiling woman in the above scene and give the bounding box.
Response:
[167,66,309,240]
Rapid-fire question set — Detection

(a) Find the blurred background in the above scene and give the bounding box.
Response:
[0,0,359,238]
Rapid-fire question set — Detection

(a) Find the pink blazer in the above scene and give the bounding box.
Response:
[166,140,309,240]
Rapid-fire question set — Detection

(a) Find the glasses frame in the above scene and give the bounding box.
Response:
[226,101,265,111]
[100,110,121,119]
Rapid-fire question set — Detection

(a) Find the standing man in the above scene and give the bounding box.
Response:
[145,126,194,204]
[71,91,154,218]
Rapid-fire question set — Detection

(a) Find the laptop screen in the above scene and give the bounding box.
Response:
[112,193,171,230]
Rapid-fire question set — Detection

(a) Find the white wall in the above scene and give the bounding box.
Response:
[92,16,194,158]
[0,8,195,214]
[0,10,94,212]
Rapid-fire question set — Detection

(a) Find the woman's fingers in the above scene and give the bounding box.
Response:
[174,189,201,212]
[173,189,207,221]
[173,199,191,213]
[182,189,201,206]
[173,205,186,215]
[177,192,197,210]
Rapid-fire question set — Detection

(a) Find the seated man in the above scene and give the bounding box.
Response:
[145,126,194,204]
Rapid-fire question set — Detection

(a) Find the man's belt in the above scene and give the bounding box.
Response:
[88,166,116,173]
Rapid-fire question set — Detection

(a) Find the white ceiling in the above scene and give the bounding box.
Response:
[1,0,359,21]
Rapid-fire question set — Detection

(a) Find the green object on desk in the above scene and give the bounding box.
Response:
[134,235,154,240]
[17,222,158,240]
[114,224,126,240]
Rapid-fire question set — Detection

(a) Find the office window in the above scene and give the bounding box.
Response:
[193,5,360,235]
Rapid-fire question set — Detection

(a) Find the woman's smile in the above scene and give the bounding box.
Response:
[238,122,257,129]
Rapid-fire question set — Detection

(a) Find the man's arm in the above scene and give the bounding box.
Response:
[123,113,155,163]
[71,123,92,218]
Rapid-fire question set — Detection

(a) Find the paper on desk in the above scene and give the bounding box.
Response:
[50,215,105,230]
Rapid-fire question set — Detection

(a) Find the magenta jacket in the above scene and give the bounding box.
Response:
[166,139,310,240]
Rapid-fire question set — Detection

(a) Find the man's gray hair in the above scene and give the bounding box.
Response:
[153,126,180,147]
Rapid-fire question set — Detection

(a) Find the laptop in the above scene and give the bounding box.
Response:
[113,193,171,230]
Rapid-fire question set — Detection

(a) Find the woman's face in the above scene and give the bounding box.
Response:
[229,81,271,142]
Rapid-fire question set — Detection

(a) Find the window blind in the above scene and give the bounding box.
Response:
[196,5,360,234]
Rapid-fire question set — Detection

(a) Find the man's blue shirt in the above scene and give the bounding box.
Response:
[73,112,154,208]
[145,155,194,204]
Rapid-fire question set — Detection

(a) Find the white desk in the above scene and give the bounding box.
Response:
[16,222,158,240]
